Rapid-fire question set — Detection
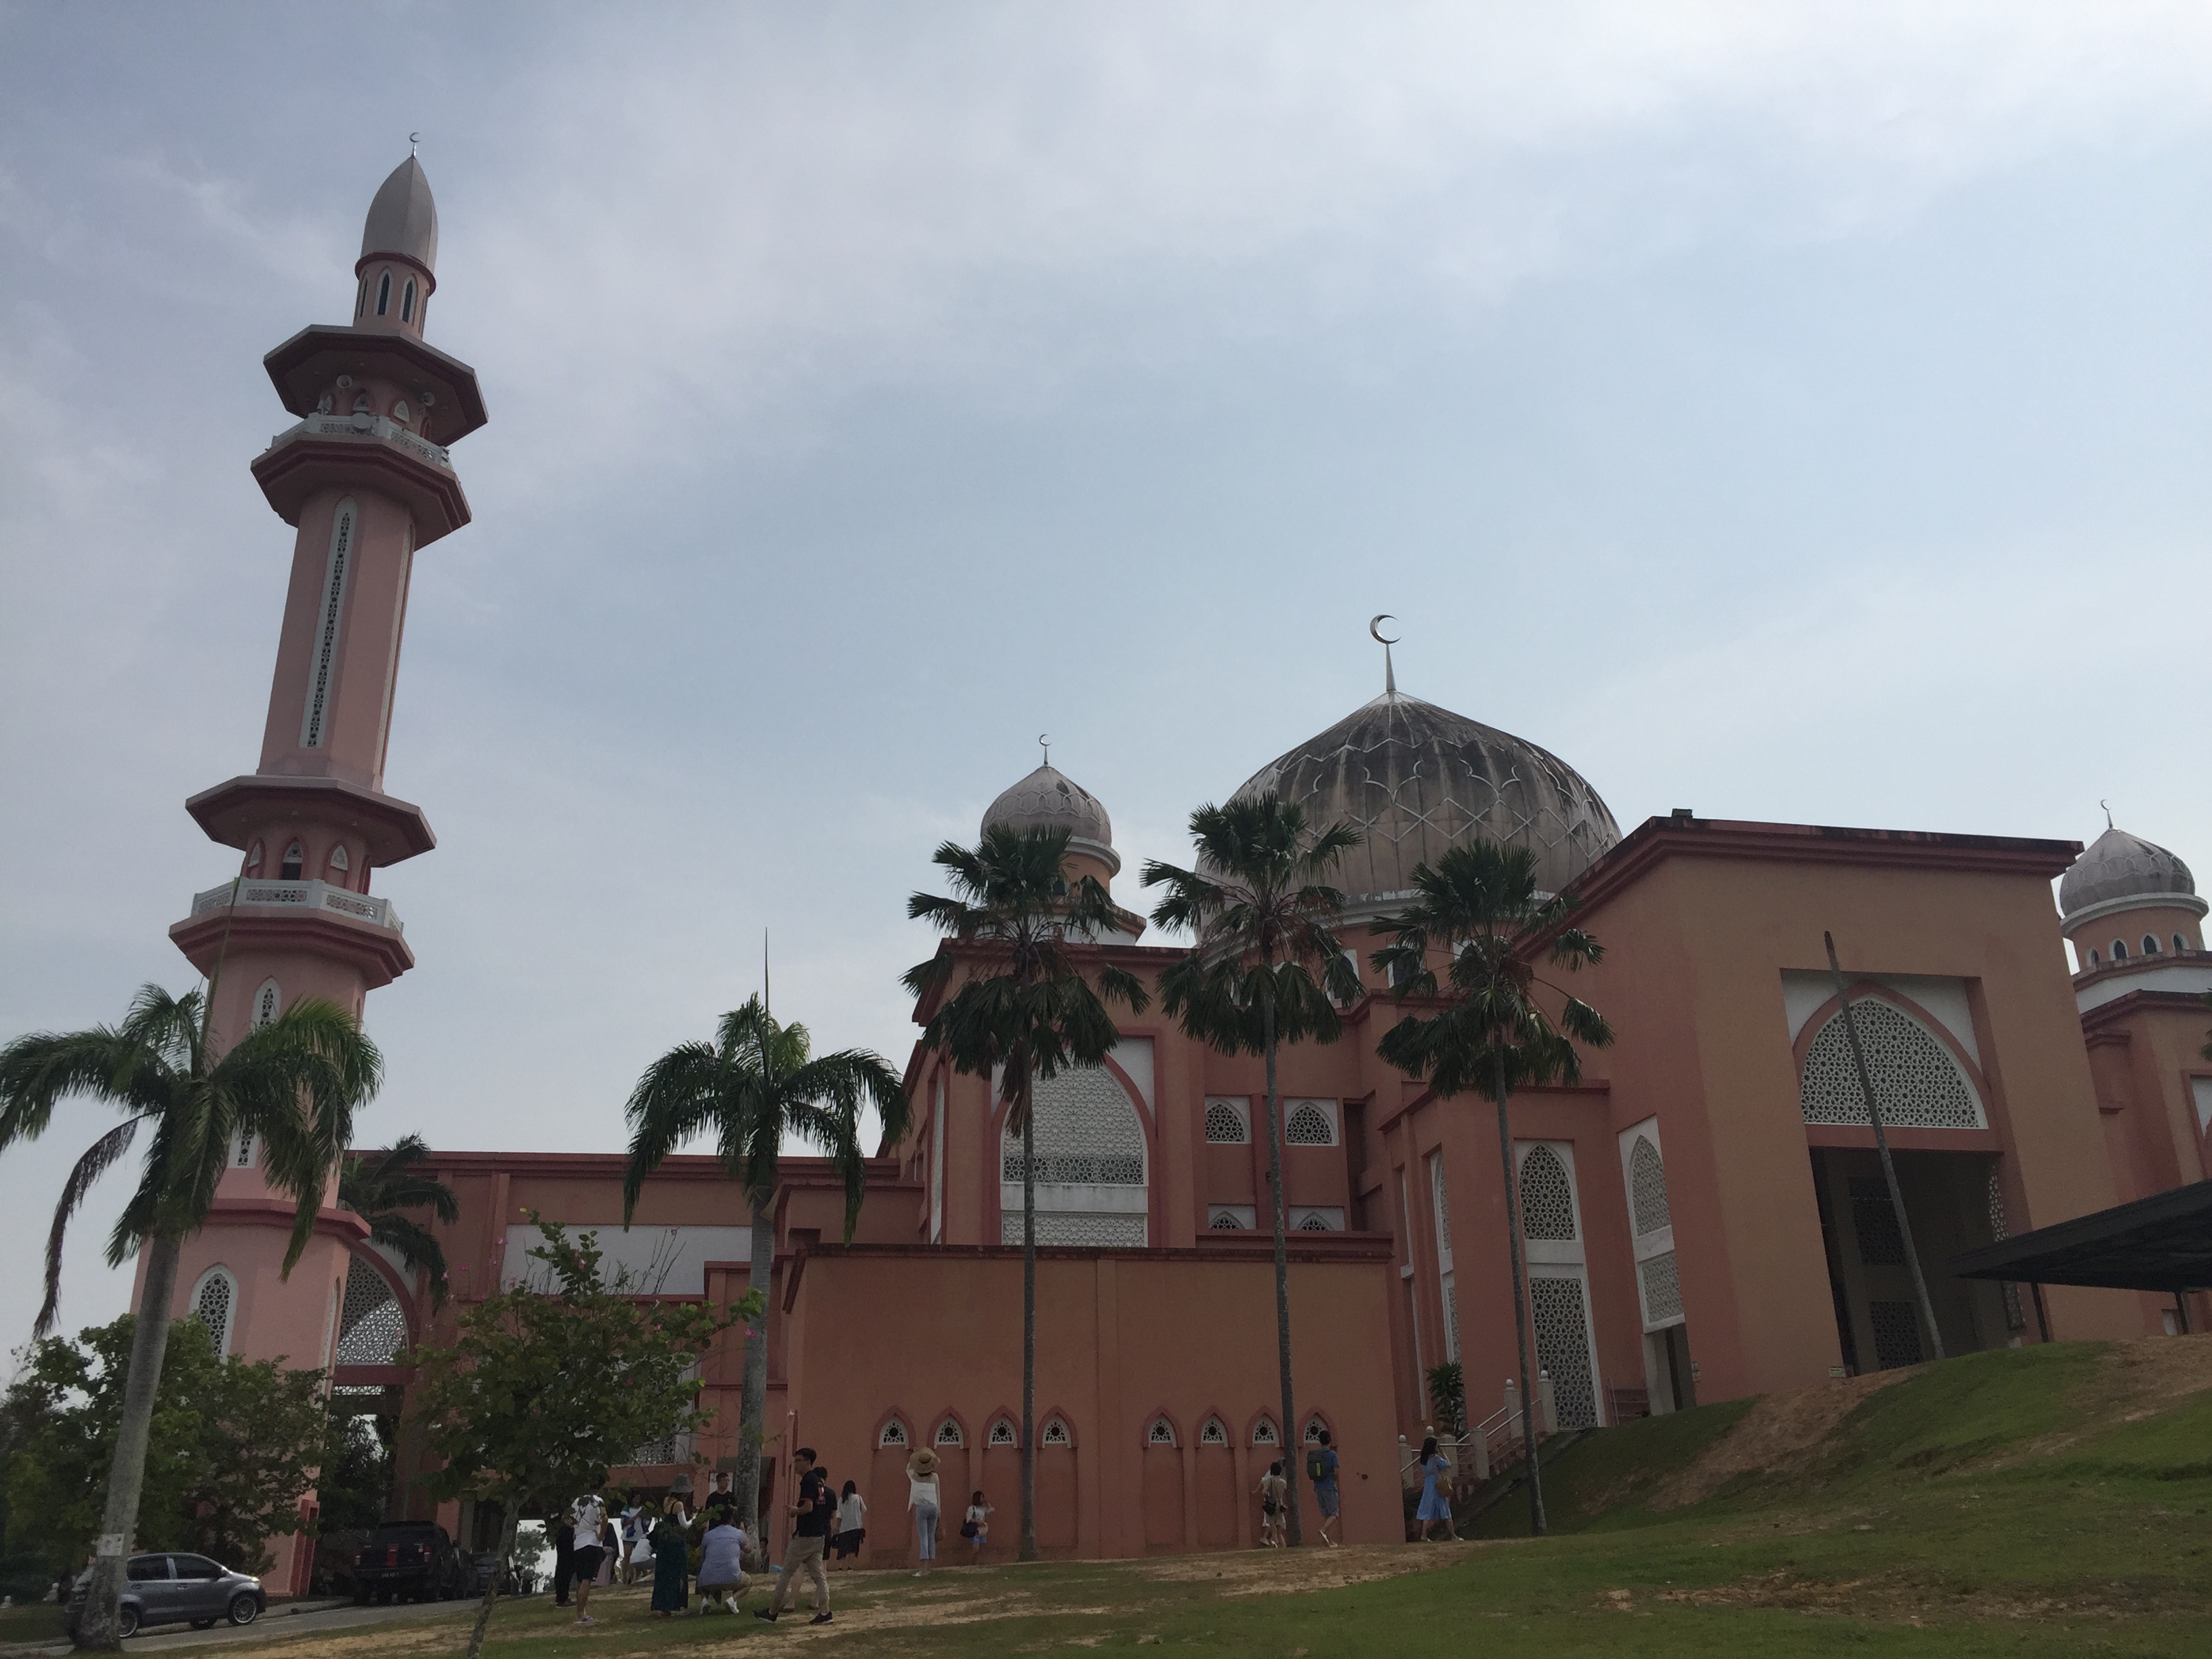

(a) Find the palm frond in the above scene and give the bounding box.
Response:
[39,1116,144,1336]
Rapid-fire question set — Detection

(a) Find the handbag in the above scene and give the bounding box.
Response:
[959,1519,979,1539]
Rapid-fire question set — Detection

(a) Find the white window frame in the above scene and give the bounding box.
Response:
[877,1418,909,1448]
[1207,1205,1256,1230]
[1202,1097,1251,1145]
[1617,1118,1683,1333]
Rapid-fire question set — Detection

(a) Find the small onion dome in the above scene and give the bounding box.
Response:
[981,764,1119,876]
[2059,825,2203,930]
[361,155,439,274]
[1233,688,1619,912]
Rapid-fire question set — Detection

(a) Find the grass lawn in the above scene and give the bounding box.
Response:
[174,1338,2212,1659]
[0,1601,67,1644]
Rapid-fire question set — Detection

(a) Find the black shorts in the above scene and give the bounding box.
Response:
[572,1547,605,1578]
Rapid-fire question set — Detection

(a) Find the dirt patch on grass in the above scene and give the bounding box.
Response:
[1652,1371,1913,1510]
[1622,1564,2190,1624]
[1990,1334,2212,1467]
[1132,1542,1479,1597]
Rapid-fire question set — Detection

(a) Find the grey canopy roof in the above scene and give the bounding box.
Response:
[361,156,438,272]
[1233,689,1619,910]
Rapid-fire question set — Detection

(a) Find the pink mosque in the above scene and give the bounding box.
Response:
[143,159,2212,1589]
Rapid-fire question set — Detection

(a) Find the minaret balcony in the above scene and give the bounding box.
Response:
[252,413,472,546]
[190,877,404,935]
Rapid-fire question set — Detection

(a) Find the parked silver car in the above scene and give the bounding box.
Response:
[66,1553,265,1637]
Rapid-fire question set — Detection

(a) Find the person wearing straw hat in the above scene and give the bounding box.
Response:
[906,1446,943,1574]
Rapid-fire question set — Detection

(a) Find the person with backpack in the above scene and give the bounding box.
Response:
[1307,1429,1342,1547]
[1256,1460,1289,1548]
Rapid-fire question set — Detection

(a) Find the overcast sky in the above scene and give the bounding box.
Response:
[3,3,2209,1349]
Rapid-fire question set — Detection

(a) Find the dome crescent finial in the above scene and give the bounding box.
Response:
[1368,614,1399,695]
[2102,798,2112,829]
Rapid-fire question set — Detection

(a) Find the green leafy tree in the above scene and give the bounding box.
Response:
[0,983,377,1648]
[402,1218,752,1659]
[4,1314,336,1580]
[622,995,904,1563]
[907,823,1150,1561]
[1425,1359,1469,1441]
[339,1135,459,1306]
[1141,794,1362,1548]
[1372,840,1612,1538]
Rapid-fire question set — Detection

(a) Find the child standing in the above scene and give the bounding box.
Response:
[962,1491,992,1559]
[1256,1461,1288,1548]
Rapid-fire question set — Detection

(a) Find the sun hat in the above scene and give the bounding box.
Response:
[908,1447,941,1477]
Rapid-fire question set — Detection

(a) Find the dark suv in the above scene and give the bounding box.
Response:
[66,1553,264,1637]
[352,1522,468,1604]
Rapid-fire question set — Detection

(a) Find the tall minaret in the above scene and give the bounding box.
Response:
[150,156,487,1586]
[169,154,484,1049]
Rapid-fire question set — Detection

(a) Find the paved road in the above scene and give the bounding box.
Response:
[5,1595,510,1657]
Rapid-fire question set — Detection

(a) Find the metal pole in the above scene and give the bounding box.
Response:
[1824,933,1946,1363]
[2030,1282,2052,1344]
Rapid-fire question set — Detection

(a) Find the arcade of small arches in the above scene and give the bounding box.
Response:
[867,1410,1332,1451]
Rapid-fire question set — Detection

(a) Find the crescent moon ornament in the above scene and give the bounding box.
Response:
[1368,615,1401,645]
[1039,733,1051,765]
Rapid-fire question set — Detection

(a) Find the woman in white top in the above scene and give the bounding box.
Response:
[907,1447,942,1574]
[963,1491,992,1559]
[831,1481,867,1565]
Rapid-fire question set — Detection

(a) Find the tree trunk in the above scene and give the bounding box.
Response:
[734,1190,775,1569]
[1263,988,1303,1548]
[75,1230,183,1651]
[463,1504,519,1659]
[1019,1067,1039,1563]
[1492,1036,1544,1536]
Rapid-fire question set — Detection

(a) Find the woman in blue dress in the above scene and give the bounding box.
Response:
[1414,1435,1454,1541]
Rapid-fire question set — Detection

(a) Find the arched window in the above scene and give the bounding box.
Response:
[987,1418,1017,1446]
[300,500,356,748]
[2144,935,2161,956]
[327,844,350,886]
[245,840,264,874]
[2087,948,2100,967]
[1629,1136,1670,1236]
[336,1254,407,1367]
[2178,935,2192,954]
[401,278,417,323]
[1208,1210,1243,1229]
[1000,1065,1147,1248]
[1041,1418,1071,1447]
[251,979,281,1029]
[2113,939,2129,961]
[1799,997,1986,1130]
[1250,1416,1278,1446]
[1518,1145,1578,1241]
[279,841,304,880]
[1303,1416,1328,1445]
[1296,1211,1332,1231]
[1204,1099,1248,1144]
[935,1418,964,1448]
[375,270,392,315]
[190,1267,237,1358]
[355,278,367,319]
[1146,1416,1176,1447]
[1198,1418,1228,1446]
[1284,1101,1336,1146]
[877,1418,909,1448]
[352,390,373,415]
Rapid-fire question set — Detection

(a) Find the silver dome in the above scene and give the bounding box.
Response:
[361,156,438,273]
[2059,825,2198,927]
[1233,689,1620,911]
[982,764,1118,875]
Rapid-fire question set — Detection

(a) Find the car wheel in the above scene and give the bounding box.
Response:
[117,1606,140,1639]
[228,1593,260,1627]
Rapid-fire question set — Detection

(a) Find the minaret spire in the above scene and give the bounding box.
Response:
[1369,614,1401,696]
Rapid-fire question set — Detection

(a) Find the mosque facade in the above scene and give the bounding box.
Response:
[142,159,2211,1585]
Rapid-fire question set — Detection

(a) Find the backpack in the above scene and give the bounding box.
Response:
[1306,1448,1327,1481]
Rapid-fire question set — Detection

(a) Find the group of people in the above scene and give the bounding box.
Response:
[550,1473,752,1626]
[899,1445,993,1572]
[1254,1428,1343,1547]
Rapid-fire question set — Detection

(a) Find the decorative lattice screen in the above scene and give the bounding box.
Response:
[1529,1275,1598,1429]
[1849,1177,1907,1267]
[1199,1418,1227,1445]
[1251,1417,1278,1445]
[193,1272,233,1355]
[1518,1146,1577,1241]
[989,1419,1017,1446]
[1000,1212,1146,1248]
[1147,1418,1176,1446]
[1629,1136,1670,1236]
[935,1419,964,1446]
[336,1255,405,1366]
[878,1420,908,1447]
[1284,1103,1334,1145]
[1987,1166,2026,1331]
[1042,1419,1071,1446]
[1204,1101,1247,1143]
[1003,1067,1145,1185]
[1639,1251,1683,1326]
[1800,999,1984,1128]
[1209,1210,1243,1229]
[1868,1300,1924,1370]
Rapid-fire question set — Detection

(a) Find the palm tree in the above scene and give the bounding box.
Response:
[1370,840,1611,1538]
[0,983,379,1649]
[621,995,905,1564]
[340,1134,460,1305]
[905,823,1149,1562]
[1141,794,1362,1549]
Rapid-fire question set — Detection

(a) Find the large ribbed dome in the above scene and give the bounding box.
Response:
[2059,825,2199,926]
[982,764,1119,874]
[1233,689,1620,909]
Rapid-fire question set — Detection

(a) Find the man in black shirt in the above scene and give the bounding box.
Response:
[756,1448,835,1625]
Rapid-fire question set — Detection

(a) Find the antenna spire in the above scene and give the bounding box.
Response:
[762,926,770,1015]
[1368,615,1401,695]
